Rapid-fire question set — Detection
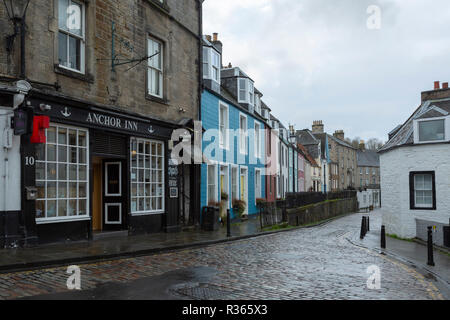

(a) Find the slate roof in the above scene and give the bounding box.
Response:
[297,143,319,167]
[327,134,356,149]
[379,97,450,153]
[357,149,380,167]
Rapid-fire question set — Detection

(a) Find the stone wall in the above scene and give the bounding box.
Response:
[287,198,357,226]
[0,0,201,123]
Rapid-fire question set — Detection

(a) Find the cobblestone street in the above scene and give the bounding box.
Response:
[0,211,444,300]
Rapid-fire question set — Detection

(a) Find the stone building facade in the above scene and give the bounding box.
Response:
[0,0,202,247]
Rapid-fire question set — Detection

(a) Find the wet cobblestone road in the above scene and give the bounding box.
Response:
[0,212,444,300]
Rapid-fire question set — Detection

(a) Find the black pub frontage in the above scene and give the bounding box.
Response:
[18,92,197,246]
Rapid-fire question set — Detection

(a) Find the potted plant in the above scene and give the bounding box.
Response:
[232,199,247,221]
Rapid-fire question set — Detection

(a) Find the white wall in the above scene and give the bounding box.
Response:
[380,144,450,239]
[0,108,22,212]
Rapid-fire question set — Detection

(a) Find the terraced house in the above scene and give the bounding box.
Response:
[200,34,265,219]
[0,0,202,247]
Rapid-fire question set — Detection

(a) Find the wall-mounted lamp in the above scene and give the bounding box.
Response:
[3,0,31,78]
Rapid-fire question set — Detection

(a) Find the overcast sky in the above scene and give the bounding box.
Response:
[203,0,450,142]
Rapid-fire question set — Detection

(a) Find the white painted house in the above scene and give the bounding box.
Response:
[379,82,450,246]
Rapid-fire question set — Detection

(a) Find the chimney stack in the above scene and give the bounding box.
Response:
[213,33,218,42]
[334,130,345,141]
[359,140,366,150]
[422,81,450,102]
[434,81,440,90]
[312,120,324,133]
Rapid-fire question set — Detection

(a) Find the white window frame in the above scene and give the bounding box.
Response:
[218,102,229,150]
[147,37,164,98]
[211,50,220,83]
[230,165,239,203]
[207,163,218,205]
[219,164,230,208]
[254,121,261,159]
[35,123,89,224]
[239,113,248,155]
[130,138,165,215]
[413,173,434,209]
[255,168,262,203]
[414,117,448,144]
[58,0,86,74]
[202,46,210,79]
[238,78,254,105]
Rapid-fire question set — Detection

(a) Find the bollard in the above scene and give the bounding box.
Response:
[381,225,386,249]
[227,209,231,238]
[367,216,370,232]
[427,226,435,266]
[360,216,366,239]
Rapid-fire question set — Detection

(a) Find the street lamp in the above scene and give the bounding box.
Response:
[3,0,31,79]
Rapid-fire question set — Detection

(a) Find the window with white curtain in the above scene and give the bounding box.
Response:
[255,122,261,158]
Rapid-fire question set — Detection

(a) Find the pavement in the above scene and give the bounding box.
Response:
[0,209,447,300]
[349,209,450,298]
[0,216,269,273]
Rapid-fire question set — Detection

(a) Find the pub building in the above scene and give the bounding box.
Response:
[15,91,196,246]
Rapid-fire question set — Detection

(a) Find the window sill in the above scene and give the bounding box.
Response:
[54,65,94,83]
[131,211,165,216]
[145,94,169,106]
[144,0,170,14]
[36,216,91,225]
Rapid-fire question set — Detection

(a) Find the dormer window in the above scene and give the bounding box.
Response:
[238,78,254,106]
[203,47,221,83]
[255,94,261,115]
[414,118,447,143]
[419,119,445,142]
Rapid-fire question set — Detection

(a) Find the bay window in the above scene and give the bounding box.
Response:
[36,124,89,222]
[130,138,165,214]
[238,78,254,105]
[202,46,221,83]
[58,0,85,73]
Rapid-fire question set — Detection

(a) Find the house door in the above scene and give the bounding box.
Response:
[103,160,126,230]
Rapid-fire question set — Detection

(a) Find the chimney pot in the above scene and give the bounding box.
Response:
[443,82,449,89]
[205,35,212,41]
[434,81,440,90]
[213,33,218,42]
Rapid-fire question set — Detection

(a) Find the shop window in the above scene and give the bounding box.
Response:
[35,124,89,222]
[131,138,165,214]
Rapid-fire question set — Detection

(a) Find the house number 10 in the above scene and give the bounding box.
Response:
[25,157,35,166]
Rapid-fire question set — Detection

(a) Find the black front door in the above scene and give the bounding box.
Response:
[103,160,126,231]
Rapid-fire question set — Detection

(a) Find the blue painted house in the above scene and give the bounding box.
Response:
[200,35,265,219]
